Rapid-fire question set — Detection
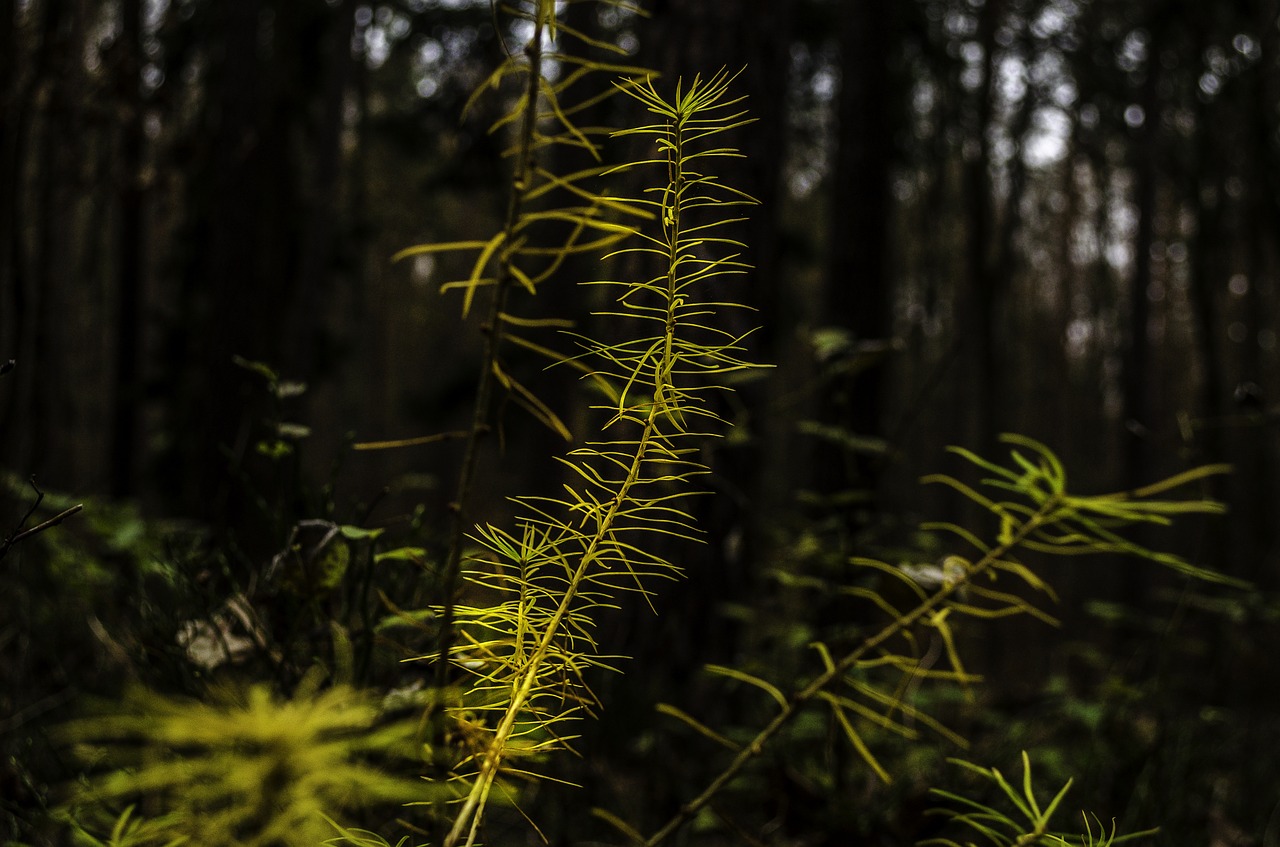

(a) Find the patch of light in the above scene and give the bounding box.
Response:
[420,39,443,65]
[1233,33,1261,62]
[365,26,390,68]
[412,254,435,288]
[1031,3,1070,39]
[1065,317,1092,360]
[997,54,1026,103]
[1116,28,1148,73]
[1105,240,1133,271]
[789,168,821,200]
[1023,106,1071,168]
[811,66,836,101]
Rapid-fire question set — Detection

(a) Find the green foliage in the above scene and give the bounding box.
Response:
[411,66,759,847]
[62,805,188,847]
[924,751,1159,846]
[231,356,312,461]
[61,678,431,847]
[636,435,1235,845]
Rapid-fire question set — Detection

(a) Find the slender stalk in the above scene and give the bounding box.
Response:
[0,503,82,559]
[444,76,692,847]
[433,5,549,704]
[445,416,659,847]
[643,495,1063,847]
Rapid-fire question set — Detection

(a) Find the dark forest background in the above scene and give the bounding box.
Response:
[3,0,1280,844]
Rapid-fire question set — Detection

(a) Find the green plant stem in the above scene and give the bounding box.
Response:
[642,494,1064,847]
[444,78,691,847]
[445,419,659,847]
[432,5,549,705]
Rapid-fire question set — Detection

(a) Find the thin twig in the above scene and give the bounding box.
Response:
[1,476,83,560]
[7,503,84,546]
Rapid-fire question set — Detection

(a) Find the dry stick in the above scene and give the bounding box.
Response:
[9,503,84,544]
[431,12,548,701]
[642,496,1062,847]
[1,503,83,560]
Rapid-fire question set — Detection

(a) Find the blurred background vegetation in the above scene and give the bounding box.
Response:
[2,0,1278,844]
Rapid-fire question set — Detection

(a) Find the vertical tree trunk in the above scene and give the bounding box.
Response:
[962,0,1004,456]
[110,0,146,497]
[625,0,792,736]
[1238,1,1280,586]
[1186,86,1225,462]
[25,0,88,486]
[1118,16,1164,606]
[820,0,894,498]
[0,0,23,462]
[161,0,304,538]
[1122,27,1160,490]
[288,1,355,378]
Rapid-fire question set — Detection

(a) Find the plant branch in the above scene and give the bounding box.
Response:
[432,3,550,705]
[643,495,1062,847]
[0,477,83,561]
[443,65,709,847]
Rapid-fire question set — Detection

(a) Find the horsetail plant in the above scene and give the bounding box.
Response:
[367,0,655,715]
[923,751,1160,846]
[635,435,1235,845]
[416,67,759,847]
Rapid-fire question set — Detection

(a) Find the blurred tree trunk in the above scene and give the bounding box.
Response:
[162,0,303,536]
[996,29,1033,409]
[962,0,1003,456]
[1185,17,1225,466]
[0,0,23,461]
[1239,0,1280,585]
[643,0,789,346]
[616,1,795,828]
[1119,12,1165,606]
[288,1,355,378]
[109,0,146,497]
[26,1,89,486]
[640,0,791,490]
[819,0,894,503]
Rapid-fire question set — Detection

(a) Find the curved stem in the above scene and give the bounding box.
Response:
[444,65,694,847]
[643,496,1062,847]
